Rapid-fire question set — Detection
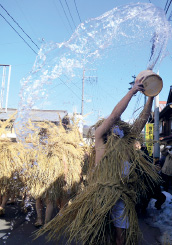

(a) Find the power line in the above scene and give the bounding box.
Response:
[164,0,170,11]
[64,0,77,28]
[63,74,82,90]
[0,12,37,55]
[53,0,72,35]
[148,0,172,68]
[14,0,38,39]
[165,0,172,14]
[73,0,82,23]
[58,77,81,100]
[168,9,172,20]
[0,3,39,50]
[58,0,74,32]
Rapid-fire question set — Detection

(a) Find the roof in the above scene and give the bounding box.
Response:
[159,101,166,112]
[167,85,172,104]
[159,103,172,119]
[0,108,68,122]
[159,86,172,119]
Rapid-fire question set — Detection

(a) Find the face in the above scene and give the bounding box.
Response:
[134,140,141,150]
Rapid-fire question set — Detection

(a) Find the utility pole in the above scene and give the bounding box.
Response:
[153,70,160,160]
[0,64,11,112]
[81,68,98,116]
[153,93,160,159]
[144,95,147,141]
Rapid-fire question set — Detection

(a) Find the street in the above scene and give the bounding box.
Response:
[0,199,162,245]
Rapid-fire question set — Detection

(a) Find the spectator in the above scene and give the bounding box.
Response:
[161,146,172,192]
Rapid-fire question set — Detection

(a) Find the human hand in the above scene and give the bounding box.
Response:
[131,76,145,95]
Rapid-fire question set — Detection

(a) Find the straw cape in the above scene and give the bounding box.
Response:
[0,139,25,196]
[0,115,24,197]
[22,119,88,202]
[0,113,88,207]
[36,120,161,245]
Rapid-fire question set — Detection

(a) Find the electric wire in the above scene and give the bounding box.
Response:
[73,0,82,23]
[58,77,81,100]
[48,81,82,109]
[0,12,37,55]
[63,74,82,91]
[14,0,38,39]
[58,0,74,32]
[168,9,172,20]
[64,0,77,28]
[0,3,39,50]
[165,0,172,14]
[63,74,98,116]
[53,0,72,35]
[164,0,170,11]
[148,0,171,69]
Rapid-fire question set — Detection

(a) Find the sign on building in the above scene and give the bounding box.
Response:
[145,123,154,156]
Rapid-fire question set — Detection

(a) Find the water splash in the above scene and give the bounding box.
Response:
[15,3,171,141]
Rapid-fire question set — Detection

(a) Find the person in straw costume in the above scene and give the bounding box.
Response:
[0,116,25,216]
[23,117,87,227]
[0,138,24,215]
[36,76,160,245]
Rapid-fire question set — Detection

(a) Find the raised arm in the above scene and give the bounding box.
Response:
[95,77,145,141]
[131,96,154,135]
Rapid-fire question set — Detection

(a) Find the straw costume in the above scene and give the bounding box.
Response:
[0,139,24,197]
[35,77,161,244]
[23,119,87,203]
[0,115,25,215]
[0,115,24,197]
[36,118,160,245]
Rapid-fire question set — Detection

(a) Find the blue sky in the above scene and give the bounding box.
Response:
[0,0,172,125]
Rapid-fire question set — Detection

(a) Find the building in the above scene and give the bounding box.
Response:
[0,108,68,140]
[159,86,172,145]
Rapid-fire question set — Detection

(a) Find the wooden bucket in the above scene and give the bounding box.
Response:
[136,70,163,97]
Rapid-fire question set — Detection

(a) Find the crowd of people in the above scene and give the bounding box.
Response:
[0,117,89,227]
[0,76,172,245]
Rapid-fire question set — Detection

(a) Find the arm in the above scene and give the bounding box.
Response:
[95,77,145,141]
[131,96,154,135]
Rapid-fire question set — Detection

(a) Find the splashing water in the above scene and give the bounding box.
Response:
[15,3,171,141]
